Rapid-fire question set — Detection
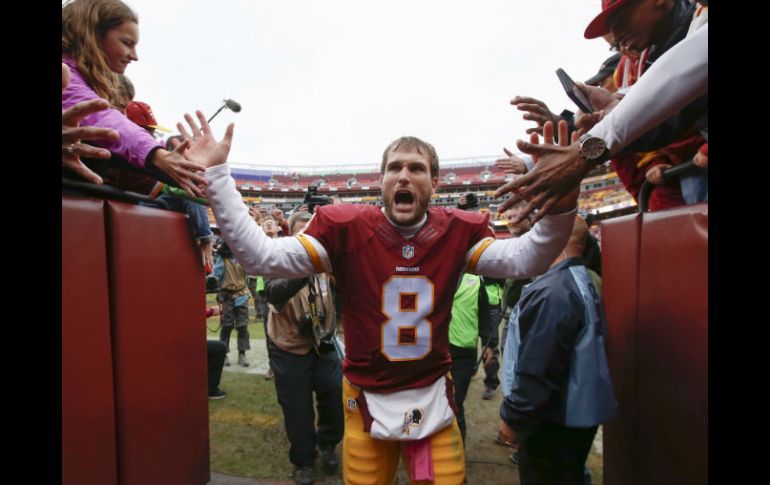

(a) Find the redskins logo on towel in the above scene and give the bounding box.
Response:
[346,399,357,411]
[402,407,424,436]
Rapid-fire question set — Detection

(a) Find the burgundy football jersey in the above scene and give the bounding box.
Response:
[302,204,494,392]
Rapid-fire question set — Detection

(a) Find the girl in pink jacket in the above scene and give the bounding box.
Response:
[61,0,207,198]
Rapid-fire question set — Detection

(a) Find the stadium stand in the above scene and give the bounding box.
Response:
[217,157,636,227]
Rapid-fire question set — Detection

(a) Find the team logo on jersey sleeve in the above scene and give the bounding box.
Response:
[402,407,424,436]
[402,244,415,259]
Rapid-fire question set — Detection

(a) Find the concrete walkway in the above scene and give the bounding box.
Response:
[212,338,272,377]
[208,471,292,485]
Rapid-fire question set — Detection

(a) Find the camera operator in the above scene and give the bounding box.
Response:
[213,239,251,367]
[263,209,342,485]
[456,192,478,211]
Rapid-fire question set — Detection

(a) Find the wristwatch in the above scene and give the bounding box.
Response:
[578,133,610,167]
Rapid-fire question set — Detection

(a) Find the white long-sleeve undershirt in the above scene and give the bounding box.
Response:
[471,209,575,279]
[205,164,331,278]
[589,23,708,156]
[205,164,575,280]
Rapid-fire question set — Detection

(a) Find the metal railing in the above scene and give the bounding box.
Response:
[637,160,700,213]
[62,178,171,211]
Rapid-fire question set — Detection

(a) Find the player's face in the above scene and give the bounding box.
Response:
[381,146,438,226]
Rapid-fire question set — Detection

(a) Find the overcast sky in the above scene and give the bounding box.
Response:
[119,0,612,168]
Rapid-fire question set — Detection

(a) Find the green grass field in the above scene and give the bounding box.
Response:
[208,374,603,484]
[208,371,295,479]
[206,317,604,484]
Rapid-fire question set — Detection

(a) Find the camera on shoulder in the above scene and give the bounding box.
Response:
[205,273,221,293]
[304,186,333,213]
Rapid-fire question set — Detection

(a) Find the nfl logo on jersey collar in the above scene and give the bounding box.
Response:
[402,244,415,259]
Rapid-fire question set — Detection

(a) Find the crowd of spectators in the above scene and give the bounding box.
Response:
[62,1,707,484]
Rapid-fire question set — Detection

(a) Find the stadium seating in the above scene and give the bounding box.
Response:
[230,163,634,218]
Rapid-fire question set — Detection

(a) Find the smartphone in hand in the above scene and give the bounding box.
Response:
[556,68,594,114]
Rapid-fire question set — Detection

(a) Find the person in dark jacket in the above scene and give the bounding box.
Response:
[498,216,617,485]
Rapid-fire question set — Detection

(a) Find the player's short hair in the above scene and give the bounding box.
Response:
[380,136,439,178]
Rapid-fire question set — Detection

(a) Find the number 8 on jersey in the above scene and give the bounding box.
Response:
[381,276,434,361]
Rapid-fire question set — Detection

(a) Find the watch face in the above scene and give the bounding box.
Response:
[581,137,607,160]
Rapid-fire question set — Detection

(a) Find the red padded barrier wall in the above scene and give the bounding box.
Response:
[106,201,209,485]
[602,205,708,485]
[62,197,118,485]
[601,213,642,485]
[637,204,708,484]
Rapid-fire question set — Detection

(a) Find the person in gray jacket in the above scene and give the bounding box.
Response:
[498,216,617,485]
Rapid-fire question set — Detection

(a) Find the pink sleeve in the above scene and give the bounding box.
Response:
[61,62,162,168]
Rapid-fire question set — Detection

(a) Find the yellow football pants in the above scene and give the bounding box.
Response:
[342,378,466,485]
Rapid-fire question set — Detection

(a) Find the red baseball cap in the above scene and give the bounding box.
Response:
[125,101,171,132]
[126,101,158,128]
[584,0,634,39]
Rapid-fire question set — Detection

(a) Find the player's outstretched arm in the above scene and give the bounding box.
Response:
[470,121,578,279]
[180,111,331,278]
